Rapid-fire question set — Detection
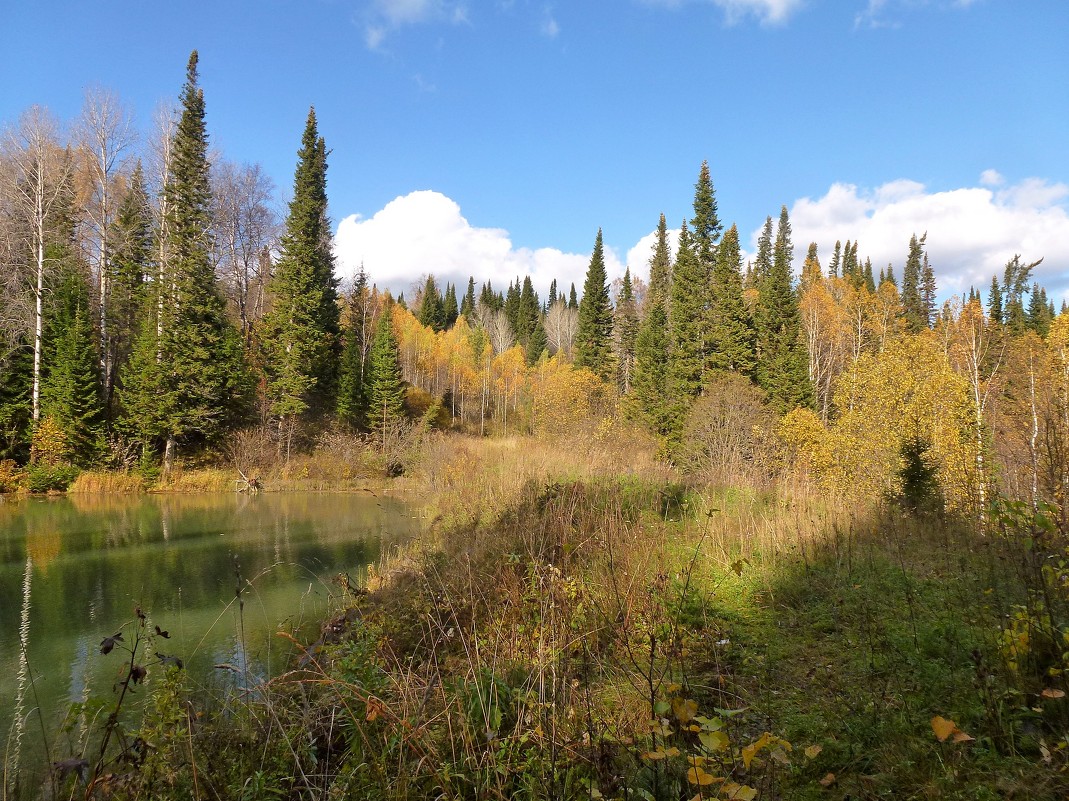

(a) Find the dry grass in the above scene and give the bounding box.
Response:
[67,470,147,494]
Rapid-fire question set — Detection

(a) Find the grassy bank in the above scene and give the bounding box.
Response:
[26,433,1069,800]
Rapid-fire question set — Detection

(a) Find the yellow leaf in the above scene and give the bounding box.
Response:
[642,750,667,761]
[804,744,823,759]
[663,746,681,758]
[722,781,758,800]
[673,698,699,723]
[770,746,791,765]
[699,730,730,752]
[951,730,975,743]
[819,772,836,787]
[686,767,717,786]
[365,703,379,722]
[931,715,957,742]
[1041,688,1066,699]
[687,755,708,766]
[742,732,771,769]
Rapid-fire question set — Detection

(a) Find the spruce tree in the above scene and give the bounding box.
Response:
[517,275,540,347]
[574,229,615,381]
[547,279,558,310]
[460,277,476,319]
[121,52,247,469]
[366,309,405,434]
[615,267,639,392]
[504,279,521,337]
[668,221,704,400]
[755,206,812,414]
[649,213,672,300]
[417,275,446,331]
[261,107,342,431]
[568,283,578,309]
[987,275,1003,325]
[526,318,548,366]
[629,298,671,438]
[902,233,928,332]
[690,161,722,269]
[828,240,842,279]
[707,224,755,375]
[336,268,372,428]
[751,217,774,289]
[40,261,105,464]
[443,282,459,329]
[106,162,152,417]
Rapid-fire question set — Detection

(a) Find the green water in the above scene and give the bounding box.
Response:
[0,490,418,789]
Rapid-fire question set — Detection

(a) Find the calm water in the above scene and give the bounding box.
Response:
[0,490,419,787]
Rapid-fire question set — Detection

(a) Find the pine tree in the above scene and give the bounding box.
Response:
[615,267,639,392]
[920,253,937,328]
[417,275,446,331]
[547,279,558,310]
[106,162,152,418]
[629,298,671,437]
[460,277,476,319]
[1002,255,1042,335]
[504,279,521,336]
[366,309,405,434]
[690,161,722,269]
[568,283,578,310]
[526,318,548,366]
[707,223,755,375]
[40,261,105,464]
[828,240,842,279]
[755,206,811,413]
[1027,283,1053,336]
[574,229,615,380]
[752,217,774,289]
[121,52,247,470]
[648,213,672,300]
[443,282,459,329]
[517,275,540,348]
[901,233,928,332]
[667,221,704,400]
[336,267,372,428]
[260,107,340,438]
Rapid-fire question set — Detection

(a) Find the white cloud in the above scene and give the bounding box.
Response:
[784,176,1069,304]
[980,168,1004,187]
[360,0,468,49]
[541,12,560,38]
[638,0,803,25]
[334,191,627,299]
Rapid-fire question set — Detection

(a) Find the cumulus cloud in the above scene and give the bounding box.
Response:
[784,175,1069,304]
[639,0,804,25]
[334,191,627,298]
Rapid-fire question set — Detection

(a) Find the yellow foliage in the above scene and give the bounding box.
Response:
[530,360,612,437]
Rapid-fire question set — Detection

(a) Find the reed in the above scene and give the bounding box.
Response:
[67,470,147,494]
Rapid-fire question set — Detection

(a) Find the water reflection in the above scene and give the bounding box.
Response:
[0,490,417,788]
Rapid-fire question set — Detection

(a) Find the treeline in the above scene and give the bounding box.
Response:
[0,52,1066,526]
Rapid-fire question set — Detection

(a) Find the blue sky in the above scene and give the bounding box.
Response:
[3,0,1068,302]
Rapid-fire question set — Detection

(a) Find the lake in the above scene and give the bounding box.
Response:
[0,490,420,791]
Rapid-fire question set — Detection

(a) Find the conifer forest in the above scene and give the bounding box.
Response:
[2,52,1069,801]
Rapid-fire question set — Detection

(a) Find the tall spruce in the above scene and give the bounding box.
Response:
[901,233,927,332]
[336,267,373,428]
[260,107,341,431]
[649,213,672,300]
[755,206,811,413]
[707,223,755,375]
[366,308,405,434]
[668,221,704,400]
[614,267,639,392]
[443,282,459,329]
[987,275,1004,325]
[460,277,476,318]
[574,229,615,380]
[417,275,446,331]
[121,52,246,470]
[106,162,152,419]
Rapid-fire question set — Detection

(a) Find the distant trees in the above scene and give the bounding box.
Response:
[574,229,614,381]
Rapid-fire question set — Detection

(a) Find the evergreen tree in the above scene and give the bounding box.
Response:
[0,345,32,462]
[106,162,152,418]
[526,318,548,366]
[690,161,722,269]
[1027,283,1053,336]
[443,282,459,329]
[901,233,928,332]
[755,206,811,413]
[920,253,937,328]
[574,229,615,381]
[417,275,446,331]
[40,261,105,464]
[614,267,639,392]
[366,308,405,434]
[863,258,876,293]
[752,217,774,288]
[707,223,755,375]
[120,52,247,469]
[460,277,476,319]
[668,221,704,400]
[828,240,842,279]
[517,275,540,347]
[504,279,521,336]
[568,283,578,309]
[629,298,671,438]
[801,243,822,288]
[1002,255,1041,334]
[336,267,372,428]
[648,213,672,300]
[547,279,558,310]
[260,107,340,434]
